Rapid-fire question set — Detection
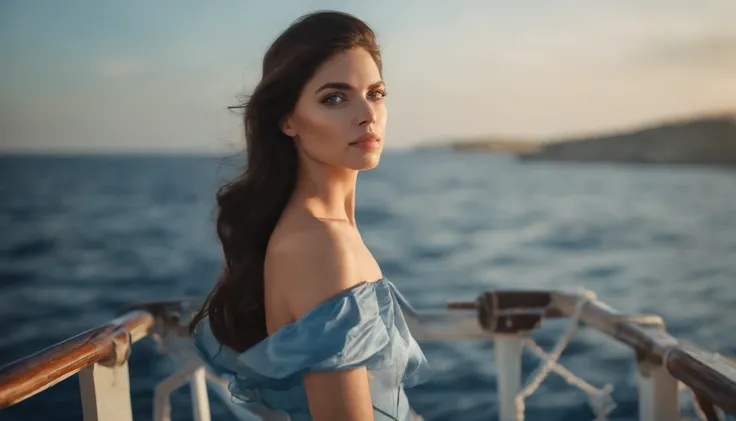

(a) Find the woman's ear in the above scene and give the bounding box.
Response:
[280,116,298,137]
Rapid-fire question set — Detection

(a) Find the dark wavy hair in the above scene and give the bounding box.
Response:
[189,11,382,352]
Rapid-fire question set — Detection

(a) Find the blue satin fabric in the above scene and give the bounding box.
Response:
[194,278,430,421]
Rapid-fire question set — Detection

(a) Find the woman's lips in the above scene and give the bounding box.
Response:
[349,133,381,150]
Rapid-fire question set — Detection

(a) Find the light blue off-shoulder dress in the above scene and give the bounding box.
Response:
[194,277,430,421]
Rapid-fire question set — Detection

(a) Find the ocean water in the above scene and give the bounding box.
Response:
[1,150,735,421]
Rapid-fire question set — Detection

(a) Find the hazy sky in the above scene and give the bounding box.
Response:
[1,0,735,153]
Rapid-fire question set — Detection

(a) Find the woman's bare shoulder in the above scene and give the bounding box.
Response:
[265,218,362,320]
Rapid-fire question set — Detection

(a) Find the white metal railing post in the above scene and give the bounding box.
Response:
[78,330,135,421]
[78,361,133,421]
[636,358,680,421]
[494,334,524,421]
[153,361,203,421]
[190,366,211,421]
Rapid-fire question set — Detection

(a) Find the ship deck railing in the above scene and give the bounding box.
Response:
[1,288,735,421]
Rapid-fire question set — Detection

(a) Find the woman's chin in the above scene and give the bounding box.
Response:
[347,152,381,170]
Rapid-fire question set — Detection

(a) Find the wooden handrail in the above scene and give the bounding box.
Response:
[666,345,736,413]
[0,310,153,408]
[549,291,736,413]
[449,290,736,413]
[1,291,734,416]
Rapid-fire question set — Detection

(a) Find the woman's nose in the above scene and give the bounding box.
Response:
[354,99,376,126]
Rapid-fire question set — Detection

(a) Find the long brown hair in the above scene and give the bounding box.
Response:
[189,11,383,352]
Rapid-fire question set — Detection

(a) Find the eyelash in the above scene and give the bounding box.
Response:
[321,89,387,105]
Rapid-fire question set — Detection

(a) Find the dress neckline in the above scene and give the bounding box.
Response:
[262,277,389,338]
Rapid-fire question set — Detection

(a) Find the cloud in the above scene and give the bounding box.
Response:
[98,59,146,79]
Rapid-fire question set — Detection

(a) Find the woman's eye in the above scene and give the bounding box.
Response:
[322,94,345,105]
[369,90,387,100]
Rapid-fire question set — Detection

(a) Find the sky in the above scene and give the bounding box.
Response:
[1,0,735,153]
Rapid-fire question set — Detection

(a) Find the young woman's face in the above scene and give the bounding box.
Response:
[283,47,386,171]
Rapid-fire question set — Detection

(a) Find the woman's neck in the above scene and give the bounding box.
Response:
[293,161,359,226]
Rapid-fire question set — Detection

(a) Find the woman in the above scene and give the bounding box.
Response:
[191,11,429,421]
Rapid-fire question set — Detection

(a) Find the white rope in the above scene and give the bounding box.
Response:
[513,290,615,421]
[524,340,615,419]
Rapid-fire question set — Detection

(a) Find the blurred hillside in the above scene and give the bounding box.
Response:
[519,114,736,165]
[444,114,736,166]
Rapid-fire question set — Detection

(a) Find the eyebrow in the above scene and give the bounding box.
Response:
[315,80,384,94]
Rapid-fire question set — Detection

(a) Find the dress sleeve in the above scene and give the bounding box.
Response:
[234,285,392,380]
[194,282,395,406]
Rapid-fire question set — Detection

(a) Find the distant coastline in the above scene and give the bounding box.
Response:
[443,114,736,166]
[445,138,544,154]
